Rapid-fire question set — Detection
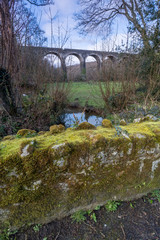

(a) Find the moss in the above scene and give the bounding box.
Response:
[38,131,47,135]
[50,124,65,134]
[0,121,160,231]
[76,122,96,130]
[120,119,127,126]
[3,135,15,141]
[102,119,113,128]
[152,129,160,141]
[17,129,36,137]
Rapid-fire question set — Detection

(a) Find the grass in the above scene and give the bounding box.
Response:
[49,81,123,109]
[69,82,103,108]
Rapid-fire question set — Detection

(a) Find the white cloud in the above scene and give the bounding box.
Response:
[34,1,129,51]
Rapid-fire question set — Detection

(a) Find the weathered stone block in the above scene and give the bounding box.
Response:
[0,121,160,231]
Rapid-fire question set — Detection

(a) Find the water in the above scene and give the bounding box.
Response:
[60,112,103,128]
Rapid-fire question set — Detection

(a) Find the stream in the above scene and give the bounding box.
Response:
[60,112,103,128]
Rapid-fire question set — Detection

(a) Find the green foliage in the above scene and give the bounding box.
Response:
[105,200,121,212]
[33,224,42,232]
[151,189,160,202]
[71,210,87,223]
[25,132,37,138]
[94,205,100,210]
[0,125,5,137]
[71,205,100,223]
[15,134,22,139]
[148,199,153,204]
[90,212,97,223]
[129,202,136,208]
[0,228,17,240]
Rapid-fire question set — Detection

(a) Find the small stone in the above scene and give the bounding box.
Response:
[133,115,159,124]
[32,180,42,190]
[50,124,65,134]
[120,119,127,126]
[76,122,96,130]
[133,118,142,123]
[102,119,113,128]
[143,114,159,122]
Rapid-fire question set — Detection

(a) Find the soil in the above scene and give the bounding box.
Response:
[11,192,160,240]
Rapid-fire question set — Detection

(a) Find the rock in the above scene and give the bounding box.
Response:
[17,129,36,137]
[143,114,159,121]
[20,140,36,157]
[1,121,160,231]
[120,119,127,126]
[102,119,113,128]
[76,122,96,130]
[133,114,159,123]
[50,124,65,134]
[133,118,142,123]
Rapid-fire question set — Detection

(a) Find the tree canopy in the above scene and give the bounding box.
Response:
[76,0,159,50]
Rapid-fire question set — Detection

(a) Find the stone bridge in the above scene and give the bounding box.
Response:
[24,46,129,76]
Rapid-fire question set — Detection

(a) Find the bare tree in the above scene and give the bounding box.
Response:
[76,0,159,50]
[0,0,53,70]
[0,0,53,114]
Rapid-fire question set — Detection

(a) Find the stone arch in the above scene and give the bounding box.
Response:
[65,52,83,63]
[43,51,62,68]
[86,54,101,70]
[43,51,66,80]
[85,54,101,81]
[64,53,82,81]
[105,55,117,62]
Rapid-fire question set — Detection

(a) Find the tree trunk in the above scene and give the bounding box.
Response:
[0,0,18,115]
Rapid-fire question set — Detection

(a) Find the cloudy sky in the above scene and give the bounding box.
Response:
[35,0,129,51]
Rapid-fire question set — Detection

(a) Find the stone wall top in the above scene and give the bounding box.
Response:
[0,120,160,231]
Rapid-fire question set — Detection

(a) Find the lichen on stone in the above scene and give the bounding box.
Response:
[20,140,37,158]
[0,120,160,231]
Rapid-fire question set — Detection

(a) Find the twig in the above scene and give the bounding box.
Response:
[121,224,126,240]
[84,222,106,238]
[54,231,60,240]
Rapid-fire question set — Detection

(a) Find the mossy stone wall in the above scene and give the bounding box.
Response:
[0,121,160,230]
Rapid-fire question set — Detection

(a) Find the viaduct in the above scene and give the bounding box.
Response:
[24,46,129,76]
